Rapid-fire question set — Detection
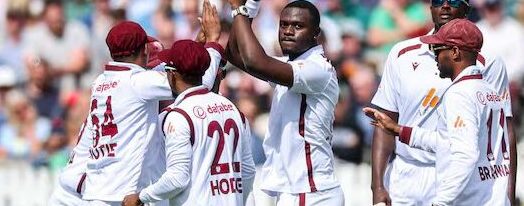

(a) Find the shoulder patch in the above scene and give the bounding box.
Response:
[398,44,422,57]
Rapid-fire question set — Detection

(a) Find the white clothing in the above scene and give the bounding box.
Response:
[275,186,344,206]
[370,35,512,203]
[139,86,256,206]
[399,66,511,205]
[477,17,524,83]
[259,45,340,194]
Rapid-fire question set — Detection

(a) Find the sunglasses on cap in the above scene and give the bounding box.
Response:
[431,0,470,8]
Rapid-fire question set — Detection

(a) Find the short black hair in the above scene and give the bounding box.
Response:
[284,0,320,28]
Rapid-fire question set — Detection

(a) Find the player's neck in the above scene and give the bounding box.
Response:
[174,82,198,95]
[452,62,476,80]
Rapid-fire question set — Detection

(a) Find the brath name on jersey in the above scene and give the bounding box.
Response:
[478,163,510,181]
[207,103,234,114]
[95,81,119,93]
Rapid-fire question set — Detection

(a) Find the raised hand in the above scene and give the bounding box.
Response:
[363,107,401,136]
[201,0,221,43]
[227,0,246,8]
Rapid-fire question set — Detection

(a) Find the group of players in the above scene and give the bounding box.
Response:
[45,0,516,205]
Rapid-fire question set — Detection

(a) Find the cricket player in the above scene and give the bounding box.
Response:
[47,33,169,206]
[225,0,343,205]
[121,39,255,206]
[366,19,511,205]
[370,0,517,205]
[47,18,224,205]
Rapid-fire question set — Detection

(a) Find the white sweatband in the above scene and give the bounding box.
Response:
[245,0,261,18]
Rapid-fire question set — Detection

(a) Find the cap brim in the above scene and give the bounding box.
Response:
[146,36,157,43]
[420,35,446,45]
[157,49,172,66]
[146,59,163,68]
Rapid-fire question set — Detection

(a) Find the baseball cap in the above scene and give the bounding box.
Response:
[420,19,483,52]
[106,21,155,58]
[146,38,164,68]
[158,40,210,76]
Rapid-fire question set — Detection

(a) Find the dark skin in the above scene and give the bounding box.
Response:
[372,1,516,205]
[365,47,479,204]
[121,1,221,205]
[226,0,320,87]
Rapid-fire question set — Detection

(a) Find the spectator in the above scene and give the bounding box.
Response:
[367,0,430,54]
[0,5,30,84]
[477,0,524,84]
[0,67,17,128]
[0,90,51,162]
[81,0,115,88]
[22,0,91,93]
[25,57,64,123]
[151,0,176,47]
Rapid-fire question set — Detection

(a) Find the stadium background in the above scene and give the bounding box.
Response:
[0,0,523,205]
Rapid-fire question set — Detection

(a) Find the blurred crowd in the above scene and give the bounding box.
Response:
[0,0,523,203]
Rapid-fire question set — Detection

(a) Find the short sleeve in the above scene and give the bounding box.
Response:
[288,59,331,94]
[371,50,400,112]
[130,70,173,101]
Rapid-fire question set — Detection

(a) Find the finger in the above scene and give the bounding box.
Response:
[212,5,218,18]
[203,0,210,19]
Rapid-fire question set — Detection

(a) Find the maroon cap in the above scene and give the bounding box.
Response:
[158,40,210,76]
[146,38,164,68]
[421,19,483,52]
[106,21,155,58]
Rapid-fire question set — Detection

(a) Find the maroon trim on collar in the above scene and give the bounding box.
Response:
[105,65,131,71]
[398,44,422,57]
[179,88,209,103]
[477,54,486,66]
[454,74,483,84]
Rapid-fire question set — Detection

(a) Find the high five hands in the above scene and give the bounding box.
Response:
[197,0,221,43]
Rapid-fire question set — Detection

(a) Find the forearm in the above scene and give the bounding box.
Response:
[398,126,438,153]
[367,28,404,47]
[242,176,254,204]
[67,49,89,73]
[390,10,424,36]
[139,169,190,203]
[231,16,271,75]
[507,117,517,205]
[225,20,247,70]
[371,127,395,191]
[434,151,477,205]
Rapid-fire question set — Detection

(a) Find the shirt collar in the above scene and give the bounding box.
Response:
[173,85,209,106]
[452,65,483,84]
[105,61,146,72]
[286,45,324,61]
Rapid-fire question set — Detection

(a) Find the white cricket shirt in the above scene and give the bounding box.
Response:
[371,36,512,164]
[399,66,511,205]
[259,45,340,194]
[139,86,255,206]
[55,45,224,202]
